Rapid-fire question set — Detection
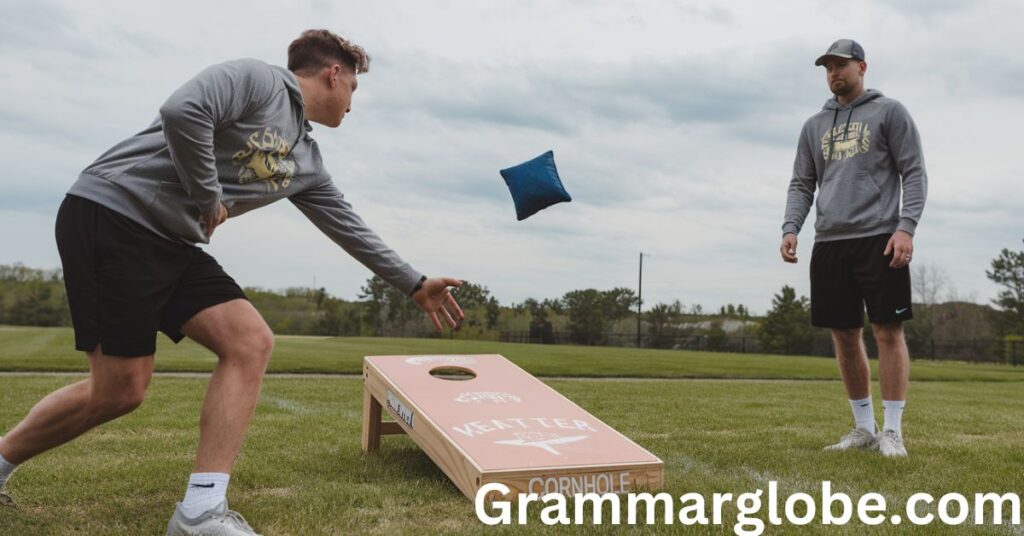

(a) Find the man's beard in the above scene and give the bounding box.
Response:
[832,80,853,97]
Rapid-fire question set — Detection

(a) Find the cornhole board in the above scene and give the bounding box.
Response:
[362,354,663,500]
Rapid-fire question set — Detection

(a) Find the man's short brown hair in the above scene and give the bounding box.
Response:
[288,29,370,76]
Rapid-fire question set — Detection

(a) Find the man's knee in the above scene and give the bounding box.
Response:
[831,327,863,349]
[222,323,274,371]
[872,323,905,347]
[250,325,274,364]
[86,349,153,421]
[183,300,274,371]
[89,378,148,421]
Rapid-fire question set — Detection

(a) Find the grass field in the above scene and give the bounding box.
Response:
[3,326,1024,382]
[1,326,1023,535]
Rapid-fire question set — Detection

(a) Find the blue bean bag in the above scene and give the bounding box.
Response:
[499,150,573,221]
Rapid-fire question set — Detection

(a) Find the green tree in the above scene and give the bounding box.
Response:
[759,285,814,355]
[601,287,639,319]
[986,245,1024,335]
[517,298,554,343]
[359,276,420,336]
[646,301,683,348]
[0,264,69,327]
[561,287,638,345]
[561,289,606,345]
[452,281,501,329]
[706,320,727,352]
[317,297,364,336]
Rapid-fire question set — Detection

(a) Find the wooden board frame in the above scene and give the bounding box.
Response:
[362,354,664,500]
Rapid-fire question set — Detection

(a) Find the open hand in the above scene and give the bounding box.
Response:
[412,277,465,331]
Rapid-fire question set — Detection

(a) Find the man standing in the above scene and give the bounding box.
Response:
[0,29,464,534]
[781,39,927,457]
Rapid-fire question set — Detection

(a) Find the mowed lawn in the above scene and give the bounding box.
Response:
[2,326,1024,381]
[1,327,1023,534]
[2,377,1023,535]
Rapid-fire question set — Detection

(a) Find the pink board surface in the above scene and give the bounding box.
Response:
[365,354,661,472]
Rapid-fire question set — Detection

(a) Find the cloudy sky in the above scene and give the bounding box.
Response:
[1,0,1021,314]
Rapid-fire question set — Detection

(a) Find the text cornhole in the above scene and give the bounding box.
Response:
[362,354,664,500]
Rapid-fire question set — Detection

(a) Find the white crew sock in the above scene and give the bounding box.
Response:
[849,397,876,433]
[0,453,17,489]
[181,472,230,518]
[883,400,906,435]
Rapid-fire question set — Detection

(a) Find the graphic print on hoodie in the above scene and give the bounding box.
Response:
[783,89,928,242]
[232,127,297,191]
[67,58,424,295]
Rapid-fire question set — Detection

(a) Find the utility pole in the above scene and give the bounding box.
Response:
[637,252,648,348]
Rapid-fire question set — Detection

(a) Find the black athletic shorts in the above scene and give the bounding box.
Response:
[55,195,247,357]
[810,233,912,329]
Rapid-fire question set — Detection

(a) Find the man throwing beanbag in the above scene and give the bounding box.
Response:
[0,29,464,535]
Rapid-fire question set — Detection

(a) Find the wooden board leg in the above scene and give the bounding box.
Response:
[362,385,383,454]
[380,422,406,435]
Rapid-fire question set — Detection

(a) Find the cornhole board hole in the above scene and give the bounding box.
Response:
[362,354,664,500]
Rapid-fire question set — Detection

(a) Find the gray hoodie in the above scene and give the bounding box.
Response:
[68,58,423,295]
[782,89,927,242]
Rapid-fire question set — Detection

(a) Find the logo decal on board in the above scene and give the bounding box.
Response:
[452,416,597,455]
[494,433,589,455]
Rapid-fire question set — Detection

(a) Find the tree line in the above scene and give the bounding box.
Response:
[1,241,1021,352]
[0,265,748,344]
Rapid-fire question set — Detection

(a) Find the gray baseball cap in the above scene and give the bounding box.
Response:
[815,39,865,66]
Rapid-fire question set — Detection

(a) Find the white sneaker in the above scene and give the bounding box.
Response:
[165,500,261,536]
[824,427,878,451]
[877,429,908,457]
[0,489,13,508]
[0,436,13,508]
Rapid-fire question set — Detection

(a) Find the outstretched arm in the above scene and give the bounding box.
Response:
[289,180,464,330]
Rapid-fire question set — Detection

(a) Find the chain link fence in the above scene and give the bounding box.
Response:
[497,331,1023,365]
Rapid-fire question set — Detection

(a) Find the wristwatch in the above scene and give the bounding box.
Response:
[409,275,427,296]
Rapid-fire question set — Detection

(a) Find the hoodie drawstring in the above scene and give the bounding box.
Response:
[843,108,854,143]
[825,107,840,169]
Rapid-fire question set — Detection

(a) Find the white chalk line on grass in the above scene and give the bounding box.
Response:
[259,394,314,415]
